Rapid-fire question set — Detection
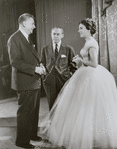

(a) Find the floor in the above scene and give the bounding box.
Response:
[0,97,65,149]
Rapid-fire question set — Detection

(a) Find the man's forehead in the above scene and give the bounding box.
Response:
[26,17,34,22]
[52,28,62,34]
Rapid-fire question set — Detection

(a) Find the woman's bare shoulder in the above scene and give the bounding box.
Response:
[85,38,98,51]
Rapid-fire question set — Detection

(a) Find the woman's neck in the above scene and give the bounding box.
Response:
[85,35,92,41]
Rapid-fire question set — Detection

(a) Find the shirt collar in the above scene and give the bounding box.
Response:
[53,40,61,51]
[19,28,29,42]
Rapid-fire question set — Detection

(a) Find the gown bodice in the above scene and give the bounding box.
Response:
[80,48,89,59]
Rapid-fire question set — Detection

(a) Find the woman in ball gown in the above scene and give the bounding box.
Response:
[40,18,117,149]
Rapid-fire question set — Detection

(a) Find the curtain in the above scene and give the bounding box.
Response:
[0,0,35,99]
[92,0,117,83]
[35,0,92,58]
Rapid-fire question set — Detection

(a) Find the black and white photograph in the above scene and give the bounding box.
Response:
[0,0,117,149]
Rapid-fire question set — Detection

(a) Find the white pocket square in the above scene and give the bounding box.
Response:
[61,54,66,58]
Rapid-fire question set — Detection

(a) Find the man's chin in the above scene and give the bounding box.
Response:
[30,30,33,34]
[80,35,83,38]
[53,40,59,43]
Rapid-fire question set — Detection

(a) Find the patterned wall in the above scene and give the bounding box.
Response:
[107,1,117,83]
[92,0,117,83]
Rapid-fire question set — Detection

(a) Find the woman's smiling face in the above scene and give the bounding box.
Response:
[78,23,90,38]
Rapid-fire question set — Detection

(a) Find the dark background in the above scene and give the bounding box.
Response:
[0,0,91,100]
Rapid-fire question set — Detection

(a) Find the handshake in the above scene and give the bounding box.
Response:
[35,63,46,75]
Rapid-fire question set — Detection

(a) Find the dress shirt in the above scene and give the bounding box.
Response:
[53,40,61,52]
[19,28,29,42]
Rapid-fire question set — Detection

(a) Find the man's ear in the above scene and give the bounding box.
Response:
[62,34,64,39]
[22,21,26,27]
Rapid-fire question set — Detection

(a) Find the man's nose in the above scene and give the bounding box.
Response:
[33,24,36,29]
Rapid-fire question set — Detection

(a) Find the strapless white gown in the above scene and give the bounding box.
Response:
[40,65,117,149]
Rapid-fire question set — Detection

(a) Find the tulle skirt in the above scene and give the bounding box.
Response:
[40,65,117,149]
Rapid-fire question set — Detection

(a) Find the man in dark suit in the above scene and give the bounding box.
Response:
[41,27,76,110]
[7,13,44,148]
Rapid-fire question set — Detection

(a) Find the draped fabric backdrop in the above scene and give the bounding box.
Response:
[35,0,91,58]
[0,0,35,99]
[92,0,117,83]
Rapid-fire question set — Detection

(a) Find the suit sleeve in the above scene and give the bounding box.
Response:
[40,47,46,67]
[68,46,77,73]
[7,37,35,76]
[68,46,75,64]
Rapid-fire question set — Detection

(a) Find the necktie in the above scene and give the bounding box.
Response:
[55,44,58,60]
[28,37,34,49]
[28,37,31,44]
[28,37,35,50]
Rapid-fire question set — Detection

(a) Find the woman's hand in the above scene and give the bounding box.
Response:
[72,55,82,64]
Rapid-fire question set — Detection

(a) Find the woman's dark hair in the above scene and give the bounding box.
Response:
[79,18,96,35]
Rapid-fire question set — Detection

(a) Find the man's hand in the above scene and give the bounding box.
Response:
[72,55,82,64]
[40,63,46,75]
[35,66,44,75]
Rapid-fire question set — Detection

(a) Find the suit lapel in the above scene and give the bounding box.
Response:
[49,43,64,62]
[18,31,39,61]
[55,43,64,62]
[48,43,65,63]
[48,43,55,60]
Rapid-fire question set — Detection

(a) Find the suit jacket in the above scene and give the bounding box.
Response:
[41,43,76,84]
[7,30,41,91]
